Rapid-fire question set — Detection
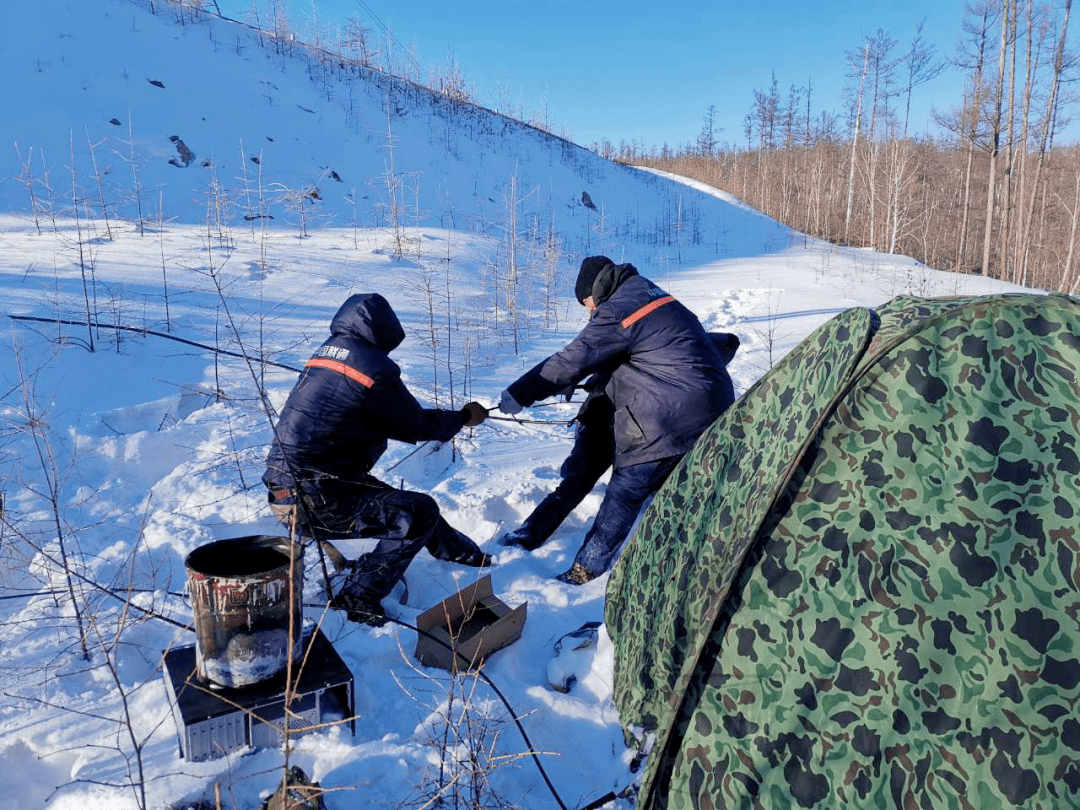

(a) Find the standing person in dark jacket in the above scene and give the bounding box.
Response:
[498,330,738,553]
[497,257,736,584]
[497,377,615,551]
[263,293,491,626]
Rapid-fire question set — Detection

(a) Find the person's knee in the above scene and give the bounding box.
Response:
[269,502,293,526]
[408,492,440,536]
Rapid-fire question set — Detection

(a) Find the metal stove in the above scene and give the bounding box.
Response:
[162,627,354,762]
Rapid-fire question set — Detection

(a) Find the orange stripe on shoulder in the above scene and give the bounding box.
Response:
[305,357,375,388]
[621,295,675,328]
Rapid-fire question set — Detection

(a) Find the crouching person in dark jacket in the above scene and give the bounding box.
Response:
[498,257,736,585]
[263,293,490,626]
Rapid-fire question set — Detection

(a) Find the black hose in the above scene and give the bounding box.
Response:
[487,415,574,425]
[580,792,618,810]
[382,615,570,810]
[9,316,583,427]
[0,587,187,601]
[8,315,304,374]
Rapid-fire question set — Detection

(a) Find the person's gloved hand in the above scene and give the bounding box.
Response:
[461,402,488,427]
[498,390,523,415]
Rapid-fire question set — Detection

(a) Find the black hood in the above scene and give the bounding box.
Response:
[709,332,741,366]
[591,262,639,306]
[329,293,406,352]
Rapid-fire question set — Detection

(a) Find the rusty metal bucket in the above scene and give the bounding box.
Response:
[185,535,304,688]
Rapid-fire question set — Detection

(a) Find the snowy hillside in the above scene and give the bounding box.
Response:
[3,0,779,248]
[0,2,1037,809]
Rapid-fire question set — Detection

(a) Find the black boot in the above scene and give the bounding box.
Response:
[448,548,493,567]
[497,526,544,551]
[436,528,494,567]
[330,590,388,627]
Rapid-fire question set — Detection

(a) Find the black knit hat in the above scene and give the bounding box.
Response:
[575,256,612,304]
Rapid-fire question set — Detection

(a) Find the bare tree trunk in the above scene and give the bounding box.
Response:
[1012,0,1039,283]
[844,42,870,244]
[1060,167,1080,291]
[14,143,41,235]
[982,1,1010,277]
[864,30,897,252]
[1019,0,1071,285]
[127,115,145,236]
[956,4,991,274]
[887,22,943,255]
[70,133,96,352]
[12,336,91,661]
[85,127,113,240]
[999,0,1019,280]
[957,123,977,274]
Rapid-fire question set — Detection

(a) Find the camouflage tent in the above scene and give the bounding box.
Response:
[606,293,1080,810]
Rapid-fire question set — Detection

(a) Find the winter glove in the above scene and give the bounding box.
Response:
[461,401,488,427]
[498,389,523,415]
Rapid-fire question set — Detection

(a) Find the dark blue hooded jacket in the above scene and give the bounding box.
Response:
[507,263,735,468]
[263,294,467,493]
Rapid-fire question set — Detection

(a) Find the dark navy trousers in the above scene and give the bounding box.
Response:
[516,393,680,575]
[518,413,615,547]
[573,454,682,576]
[278,476,476,600]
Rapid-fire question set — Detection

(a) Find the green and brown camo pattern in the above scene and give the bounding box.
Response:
[607,293,1080,810]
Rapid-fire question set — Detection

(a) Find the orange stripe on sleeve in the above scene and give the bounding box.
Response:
[305,357,375,388]
[621,295,675,328]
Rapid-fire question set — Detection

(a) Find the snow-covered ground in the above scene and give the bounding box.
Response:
[0,2,1037,809]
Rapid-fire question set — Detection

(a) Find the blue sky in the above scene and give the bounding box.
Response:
[217,0,968,150]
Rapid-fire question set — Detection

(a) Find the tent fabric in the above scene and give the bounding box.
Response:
[606,293,1080,810]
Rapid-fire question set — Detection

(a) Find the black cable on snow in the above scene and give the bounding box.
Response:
[487,414,574,425]
[8,315,305,374]
[384,615,571,810]
[9,315,587,425]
